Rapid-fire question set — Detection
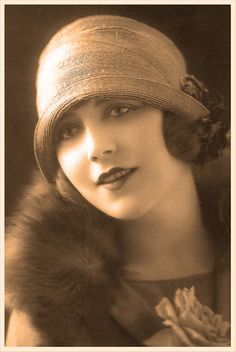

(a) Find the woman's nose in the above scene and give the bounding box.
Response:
[86,131,117,162]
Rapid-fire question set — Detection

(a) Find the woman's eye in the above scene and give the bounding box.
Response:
[109,106,131,117]
[60,126,80,139]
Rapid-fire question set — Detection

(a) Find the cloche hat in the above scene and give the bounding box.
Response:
[34,15,209,182]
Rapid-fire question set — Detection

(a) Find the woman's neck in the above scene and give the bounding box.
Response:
[121,170,214,280]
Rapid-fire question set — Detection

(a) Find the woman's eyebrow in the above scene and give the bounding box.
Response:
[60,100,104,118]
[57,113,80,126]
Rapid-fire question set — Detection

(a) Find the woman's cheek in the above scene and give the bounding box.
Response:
[57,142,85,176]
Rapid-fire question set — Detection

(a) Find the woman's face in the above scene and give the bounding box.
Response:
[55,98,190,220]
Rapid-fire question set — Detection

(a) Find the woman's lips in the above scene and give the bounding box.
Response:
[97,167,137,191]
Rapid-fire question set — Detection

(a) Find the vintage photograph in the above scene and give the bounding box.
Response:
[4,3,232,348]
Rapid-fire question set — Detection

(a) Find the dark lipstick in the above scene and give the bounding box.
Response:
[97,167,136,189]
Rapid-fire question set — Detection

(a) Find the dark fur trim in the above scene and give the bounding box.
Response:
[5,171,123,345]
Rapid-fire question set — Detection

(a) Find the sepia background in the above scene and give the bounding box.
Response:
[5,4,230,216]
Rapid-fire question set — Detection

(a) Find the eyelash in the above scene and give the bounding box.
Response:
[57,125,81,140]
[105,104,137,119]
[107,105,132,118]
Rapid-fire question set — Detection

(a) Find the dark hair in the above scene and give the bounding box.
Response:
[163,75,230,164]
[163,111,229,164]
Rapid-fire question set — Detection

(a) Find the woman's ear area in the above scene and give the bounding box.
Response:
[163,112,201,163]
[162,109,230,165]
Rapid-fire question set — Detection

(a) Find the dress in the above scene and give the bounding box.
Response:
[109,272,218,345]
[5,154,230,346]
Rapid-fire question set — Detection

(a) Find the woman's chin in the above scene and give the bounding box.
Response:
[99,199,152,221]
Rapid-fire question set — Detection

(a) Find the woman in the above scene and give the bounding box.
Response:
[5,15,230,346]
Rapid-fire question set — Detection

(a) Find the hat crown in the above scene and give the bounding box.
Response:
[36,15,186,119]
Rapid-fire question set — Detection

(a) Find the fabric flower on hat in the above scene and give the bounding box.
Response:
[144,286,230,347]
[181,74,229,163]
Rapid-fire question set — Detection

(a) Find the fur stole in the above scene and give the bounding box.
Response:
[5,171,124,346]
[5,151,230,346]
